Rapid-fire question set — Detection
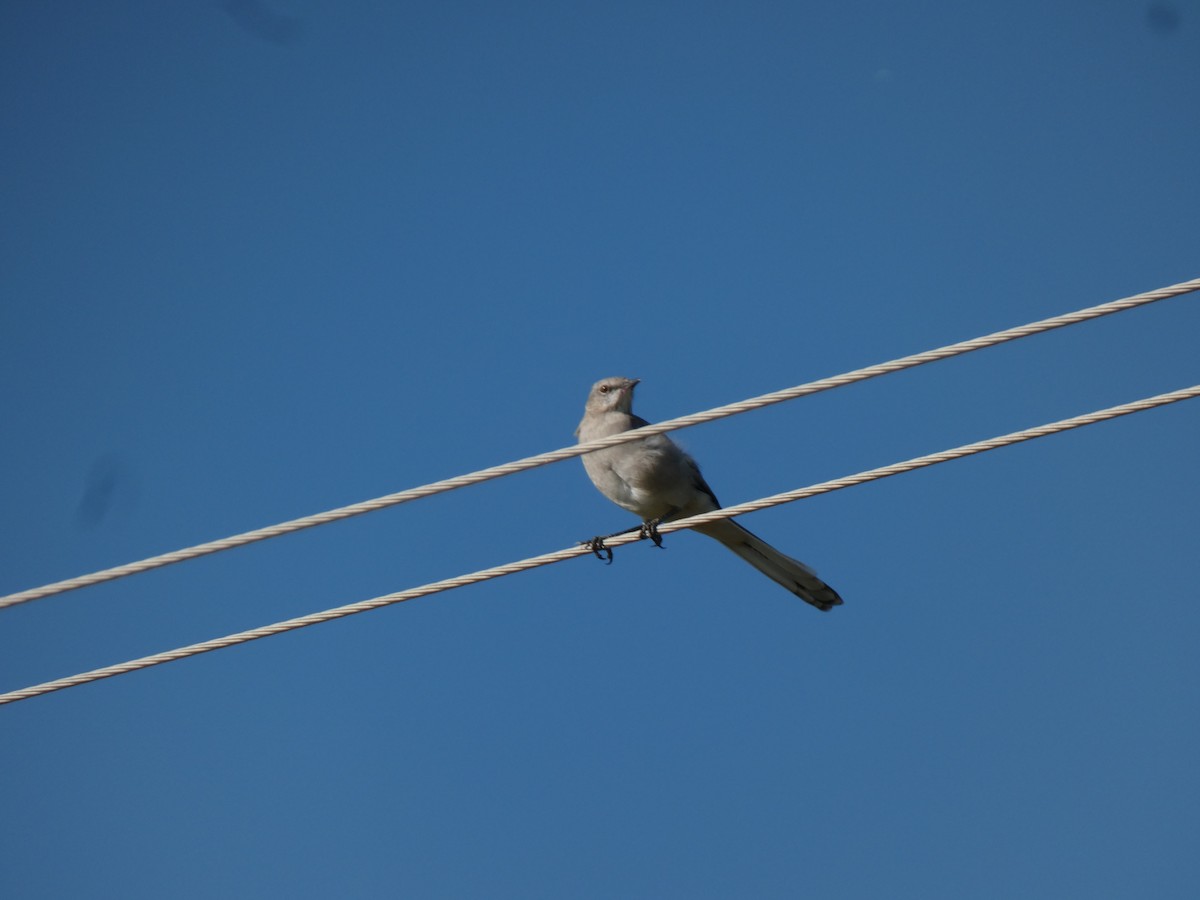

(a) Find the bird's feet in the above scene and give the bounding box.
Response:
[639,518,665,548]
[583,536,614,564]
[582,520,664,563]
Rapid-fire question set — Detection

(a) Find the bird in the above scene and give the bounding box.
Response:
[576,376,843,611]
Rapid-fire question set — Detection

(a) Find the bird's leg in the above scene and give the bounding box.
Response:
[582,524,641,564]
[584,536,614,564]
[583,512,674,561]
[639,516,668,549]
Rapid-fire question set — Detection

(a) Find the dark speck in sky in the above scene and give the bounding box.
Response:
[76,453,133,527]
[1145,2,1182,34]
[221,0,303,46]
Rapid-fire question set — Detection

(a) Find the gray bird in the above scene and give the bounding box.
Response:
[576,376,843,611]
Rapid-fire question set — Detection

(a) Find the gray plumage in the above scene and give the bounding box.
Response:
[576,376,843,612]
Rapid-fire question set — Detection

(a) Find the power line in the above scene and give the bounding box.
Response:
[2,383,1195,706]
[2,277,1197,612]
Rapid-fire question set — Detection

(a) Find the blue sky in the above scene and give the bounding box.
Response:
[2,1,1198,897]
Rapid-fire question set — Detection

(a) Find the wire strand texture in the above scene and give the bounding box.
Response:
[2,276,1198,611]
[2,383,1196,706]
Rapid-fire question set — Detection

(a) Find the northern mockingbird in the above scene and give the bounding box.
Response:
[576,376,843,612]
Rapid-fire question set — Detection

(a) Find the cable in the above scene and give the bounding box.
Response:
[2,383,1195,706]
[2,277,1198,612]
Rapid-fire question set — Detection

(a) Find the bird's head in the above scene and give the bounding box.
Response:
[584,376,639,416]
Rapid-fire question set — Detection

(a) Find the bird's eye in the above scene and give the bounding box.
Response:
[598,384,610,394]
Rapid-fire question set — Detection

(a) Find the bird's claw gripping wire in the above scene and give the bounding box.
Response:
[639,518,665,548]
[584,536,614,564]
[582,519,666,563]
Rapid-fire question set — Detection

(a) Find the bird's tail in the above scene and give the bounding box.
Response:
[695,519,843,612]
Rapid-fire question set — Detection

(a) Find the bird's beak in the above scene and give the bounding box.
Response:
[627,378,640,390]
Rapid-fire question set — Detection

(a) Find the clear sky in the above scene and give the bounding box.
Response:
[2,2,1198,897]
